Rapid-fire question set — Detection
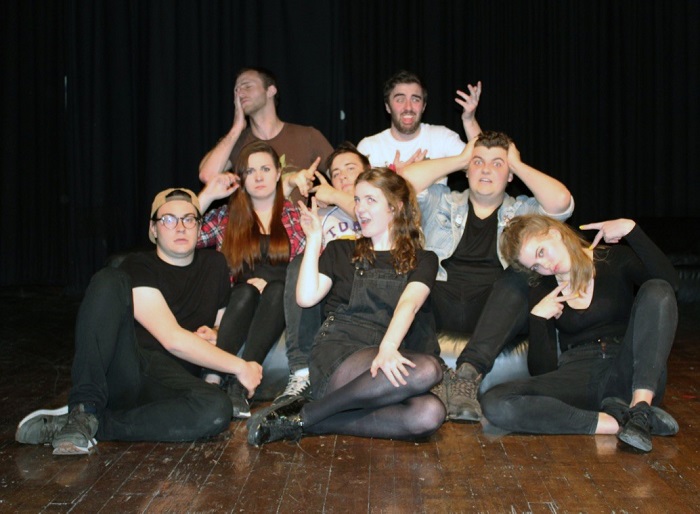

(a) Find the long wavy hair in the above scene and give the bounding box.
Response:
[353,168,423,275]
[500,214,595,295]
[222,141,289,278]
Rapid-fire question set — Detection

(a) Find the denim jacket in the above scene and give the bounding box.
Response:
[418,184,575,281]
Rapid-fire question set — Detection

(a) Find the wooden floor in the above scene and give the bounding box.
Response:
[1,287,699,513]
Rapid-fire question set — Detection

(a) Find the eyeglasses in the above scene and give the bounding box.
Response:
[153,214,201,230]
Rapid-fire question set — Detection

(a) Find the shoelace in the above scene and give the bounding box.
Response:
[282,374,310,397]
[63,411,95,442]
[449,375,478,400]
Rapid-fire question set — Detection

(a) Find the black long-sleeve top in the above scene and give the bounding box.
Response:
[527,225,679,376]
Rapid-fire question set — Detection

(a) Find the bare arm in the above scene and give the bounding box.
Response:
[370,281,431,386]
[402,138,475,195]
[296,199,333,306]
[455,81,483,141]
[133,287,262,395]
[311,172,356,217]
[198,172,239,212]
[508,143,572,215]
[198,92,247,183]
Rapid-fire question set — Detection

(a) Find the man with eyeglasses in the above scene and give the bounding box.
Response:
[15,188,262,455]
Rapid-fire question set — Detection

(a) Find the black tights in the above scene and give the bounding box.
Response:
[302,348,446,440]
[216,280,285,365]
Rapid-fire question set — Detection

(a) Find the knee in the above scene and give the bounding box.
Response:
[413,355,443,389]
[89,267,132,297]
[638,279,676,303]
[481,386,519,429]
[407,396,445,438]
[188,387,231,438]
[229,283,260,307]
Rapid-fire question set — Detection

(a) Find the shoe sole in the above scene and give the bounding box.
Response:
[53,438,97,455]
[618,429,652,452]
[15,406,69,444]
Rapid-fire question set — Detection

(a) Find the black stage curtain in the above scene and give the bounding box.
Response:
[2,1,698,293]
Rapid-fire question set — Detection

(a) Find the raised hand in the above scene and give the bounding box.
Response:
[580,219,636,249]
[232,89,247,131]
[297,197,322,241]
[393,148,428,176]
[309,171,335,208]
[531,282,579,320]
[370,347,416,387]
[455,81,482,122]
[285,156,321,198]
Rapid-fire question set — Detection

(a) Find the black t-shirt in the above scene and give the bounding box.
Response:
[441,200,504,299]
[238,234,289,283]
[120,249,231,373]
[319,239,438,318]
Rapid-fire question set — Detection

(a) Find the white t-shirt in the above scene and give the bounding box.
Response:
[357,123,466,185]
[319,206,360,249]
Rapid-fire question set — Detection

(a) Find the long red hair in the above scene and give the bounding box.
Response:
[221,141,290,278]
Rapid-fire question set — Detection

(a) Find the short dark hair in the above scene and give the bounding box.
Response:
[383,70,428,104]
[236,66,280,107]
[325,142,371,173]
[475,130,513,151]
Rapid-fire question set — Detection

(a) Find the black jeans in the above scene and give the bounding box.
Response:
[432,267,530,374]
[69,267,231,442]
[480,279,678,434]
[283,255,323,373]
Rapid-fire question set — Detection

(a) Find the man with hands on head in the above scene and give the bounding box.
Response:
[357,70,483,181]
[15,188,262,455]
[401,131,574,422]
[199,67,333,184]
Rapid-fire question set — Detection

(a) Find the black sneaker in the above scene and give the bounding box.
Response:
[247,396,306,447]
[52,404,99,455]
[447,363,483,422]
[15,406,69,445]
[601,397,679,436]
[224,376,251,419]
[273,371,311,406]
[617,401,655,452]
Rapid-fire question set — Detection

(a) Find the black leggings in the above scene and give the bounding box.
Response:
[216,280,285,365]
[301,348,446,440]
[480,280,678,434]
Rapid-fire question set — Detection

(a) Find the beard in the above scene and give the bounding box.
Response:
[391,110,422,136]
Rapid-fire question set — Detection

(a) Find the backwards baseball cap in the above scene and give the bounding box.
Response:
[149,188,202,243]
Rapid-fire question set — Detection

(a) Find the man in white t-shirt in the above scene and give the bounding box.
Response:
[357,70,483,184]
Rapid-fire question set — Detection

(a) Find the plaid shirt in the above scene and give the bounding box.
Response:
[197,200,306,261]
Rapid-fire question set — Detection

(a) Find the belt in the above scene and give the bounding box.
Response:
[567,336,622,352]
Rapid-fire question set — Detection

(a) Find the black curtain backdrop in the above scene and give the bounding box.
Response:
[3,0,698,293]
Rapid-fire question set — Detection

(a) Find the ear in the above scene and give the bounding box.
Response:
[421,102,427,114]
[150,221,158,240]
[266,84,278,99]
[385,103,391,114]
[548,227,562,240]
[507,171,514,183]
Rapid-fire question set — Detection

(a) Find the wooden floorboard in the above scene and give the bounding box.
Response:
[1,288,699,513]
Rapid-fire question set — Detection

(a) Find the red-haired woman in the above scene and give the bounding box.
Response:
[197,141,313,418]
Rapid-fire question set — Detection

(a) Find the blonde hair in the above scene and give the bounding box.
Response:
[500,214,594,295]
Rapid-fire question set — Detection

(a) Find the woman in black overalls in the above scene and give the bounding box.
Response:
[247,168,445,446]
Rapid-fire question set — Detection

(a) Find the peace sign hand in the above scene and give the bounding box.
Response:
[531,282,579,320]
[580,219,636,249]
